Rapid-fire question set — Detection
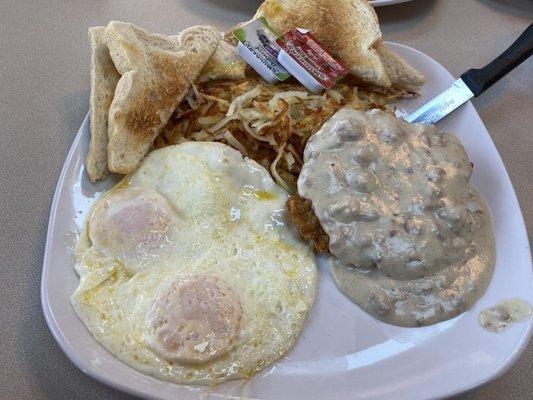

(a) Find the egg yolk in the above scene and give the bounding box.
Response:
[146,276,242,365]
[89,188,173,272]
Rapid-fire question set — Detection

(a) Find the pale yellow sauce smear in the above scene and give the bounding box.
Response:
[478,299,532,333]
[253,190,278,201]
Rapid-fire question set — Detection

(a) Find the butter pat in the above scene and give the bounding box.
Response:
[276,29,348,93]
[233,18,290,84]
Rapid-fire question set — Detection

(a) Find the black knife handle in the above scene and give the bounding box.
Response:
[461,23,533,97]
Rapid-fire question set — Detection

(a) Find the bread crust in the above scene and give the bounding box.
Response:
[377,44,426,90]
[86,27,120,181]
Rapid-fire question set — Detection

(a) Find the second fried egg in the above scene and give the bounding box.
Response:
[72,142,317,384]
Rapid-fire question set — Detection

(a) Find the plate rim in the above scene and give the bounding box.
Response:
[41,42,533,400]
[40,113,161,400]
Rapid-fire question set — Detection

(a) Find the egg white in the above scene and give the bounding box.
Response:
[72,142,317,384]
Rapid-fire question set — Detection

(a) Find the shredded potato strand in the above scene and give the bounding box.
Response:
[156,75,413,192]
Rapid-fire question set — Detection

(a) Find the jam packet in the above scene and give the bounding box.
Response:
[276,28,348,93]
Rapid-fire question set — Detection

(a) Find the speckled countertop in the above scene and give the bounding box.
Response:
[0,0,531,398]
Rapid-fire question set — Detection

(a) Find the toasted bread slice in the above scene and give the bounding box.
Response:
[198,36,247,82]
[105,22,220,174]
[377,44,426,90]
[86,27,120,181]
[252,0,391,87]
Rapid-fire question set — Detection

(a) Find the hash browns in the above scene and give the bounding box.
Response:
[155,72,414,193]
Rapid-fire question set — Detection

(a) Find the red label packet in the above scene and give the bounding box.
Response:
[276,29,348,90]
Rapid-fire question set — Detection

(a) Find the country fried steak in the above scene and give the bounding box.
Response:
[286,194,330,253]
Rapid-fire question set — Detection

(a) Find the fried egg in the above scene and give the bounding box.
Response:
[72,142,317,384]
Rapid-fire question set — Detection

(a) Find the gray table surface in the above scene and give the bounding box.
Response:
[1,0,531,398]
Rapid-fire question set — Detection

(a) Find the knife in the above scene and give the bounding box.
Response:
[406,23,533,125]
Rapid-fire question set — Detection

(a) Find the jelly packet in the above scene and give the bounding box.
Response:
[276,28,348,93]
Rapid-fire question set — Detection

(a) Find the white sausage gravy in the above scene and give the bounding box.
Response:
[298,109,495,327]
[478,299,532,333]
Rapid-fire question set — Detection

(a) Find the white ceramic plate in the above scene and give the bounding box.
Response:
[42,42,533,400]
[369,0,414,7]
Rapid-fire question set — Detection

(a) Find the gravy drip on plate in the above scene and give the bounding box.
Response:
[478,299,532,333]
[298,109,495,327]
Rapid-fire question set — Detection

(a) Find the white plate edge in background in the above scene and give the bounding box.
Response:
[369,0,413,7]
